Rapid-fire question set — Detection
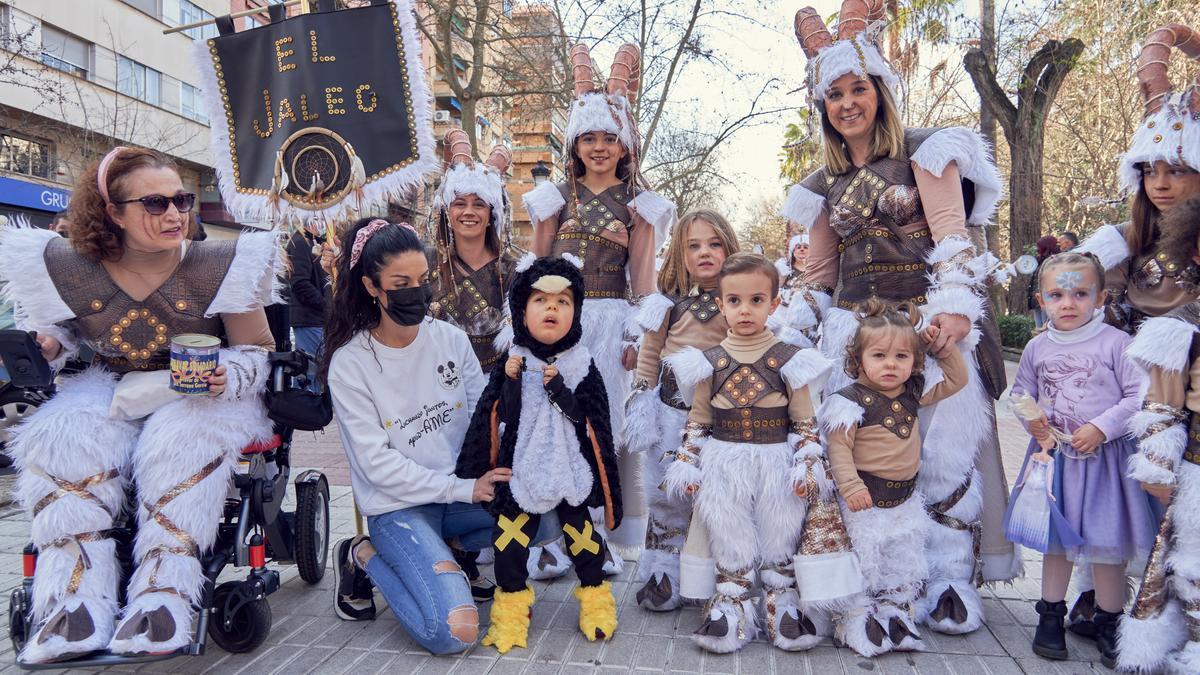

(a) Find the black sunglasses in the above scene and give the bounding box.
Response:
[115,192,196,215]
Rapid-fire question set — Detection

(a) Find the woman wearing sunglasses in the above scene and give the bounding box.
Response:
[0,146,280,663]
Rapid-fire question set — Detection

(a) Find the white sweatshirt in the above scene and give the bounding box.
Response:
[328,319,485,516]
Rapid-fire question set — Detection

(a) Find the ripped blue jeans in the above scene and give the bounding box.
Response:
[365,502,494,655]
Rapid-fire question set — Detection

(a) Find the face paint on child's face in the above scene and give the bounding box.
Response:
[716,271,780,336]
[525,289,574,344]
[1038,264,1104,331]
[859,328,916,392]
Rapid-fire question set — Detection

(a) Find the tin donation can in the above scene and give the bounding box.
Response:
[170,334,220,395]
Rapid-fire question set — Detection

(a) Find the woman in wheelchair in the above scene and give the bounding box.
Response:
[322,219,511,655]
[0,147,280,663]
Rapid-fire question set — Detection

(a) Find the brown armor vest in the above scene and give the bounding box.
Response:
[705,342,799,443]
[658,292,723,410]
[44,238,235,373]
[836,379,924,441]
[550,183,634,299]
[430,253,514,372]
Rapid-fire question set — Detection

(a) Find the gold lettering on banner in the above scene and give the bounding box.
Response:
[355,84,377,113]
[277,97,298,125]
[299,94,318,121]
[274,36,295,72]
[309,30,336,62]
[325,87,345,115]
[253,89,273,138]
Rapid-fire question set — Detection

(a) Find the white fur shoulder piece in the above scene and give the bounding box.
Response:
[780,347,833,394]
[629,190,677,251]
[910,126,1003,225]
[818,392,865,435]
[1127,316,1197,373]
[663,346,714,406]
[521,181,566,225]
[921,355,946,397]
[780,184,825,228]
[635,293,675,332]
[207,230,284,316]
[510,343,592,389]
[1076,223,1130,271]
[0,226,74,329]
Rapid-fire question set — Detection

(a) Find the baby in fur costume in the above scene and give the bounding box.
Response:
[456,255,621,654]
[819,299,966,657]
[662,253,858,654]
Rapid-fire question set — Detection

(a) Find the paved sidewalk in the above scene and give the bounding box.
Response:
[0,361,1117,673]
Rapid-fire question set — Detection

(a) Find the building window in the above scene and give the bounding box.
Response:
[40,25,89,78]
[0,134,53,180]
[120,0,159,18]
[117,56,160,106]
[181,82,208,124]
[179,1,217,40]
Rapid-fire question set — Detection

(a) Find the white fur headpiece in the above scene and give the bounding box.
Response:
[794,2,903,107]
[564,43,641,156]
[434,129,512,234]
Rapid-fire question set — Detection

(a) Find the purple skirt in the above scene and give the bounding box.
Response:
[1008,438,1162,565]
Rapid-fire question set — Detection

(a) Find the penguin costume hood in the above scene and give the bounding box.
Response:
[457,255,622,530]
[508,254,586,362]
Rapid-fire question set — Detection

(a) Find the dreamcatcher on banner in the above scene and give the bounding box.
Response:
[194,0,436,228]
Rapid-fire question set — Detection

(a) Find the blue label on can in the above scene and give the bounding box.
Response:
[170,336,220,395]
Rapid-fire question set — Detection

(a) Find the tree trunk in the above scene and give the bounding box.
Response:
[1006,129,1044,313]
[977,0,1005,315]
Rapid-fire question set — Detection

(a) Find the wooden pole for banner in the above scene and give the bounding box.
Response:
[162,0,303,34]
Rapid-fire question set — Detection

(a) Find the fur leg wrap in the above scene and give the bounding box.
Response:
[637,405,692,610]
[110,392,272,654]
[694,568,758,654]
[574,581,617,641]
[14,370,135,664]
[525,539,571,581]
[482,586,535,654]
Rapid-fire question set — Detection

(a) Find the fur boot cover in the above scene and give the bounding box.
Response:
[525,539,572,581]
[574,581,618,641]
[635,402,690,611]
[483,586,535,653]
[110,375,273,655]
[14,369,136,664]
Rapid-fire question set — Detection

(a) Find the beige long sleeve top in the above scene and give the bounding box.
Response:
[688,329,815,428]
[635,288,728,387]
[826,346,968,498]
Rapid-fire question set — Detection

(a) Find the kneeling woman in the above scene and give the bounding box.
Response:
[323,219,512,654]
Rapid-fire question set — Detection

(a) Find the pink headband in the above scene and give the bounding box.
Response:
[349,220,416,268]
[96,146,129,204]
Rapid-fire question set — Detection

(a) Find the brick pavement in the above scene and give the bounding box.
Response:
[0,360,1118,673]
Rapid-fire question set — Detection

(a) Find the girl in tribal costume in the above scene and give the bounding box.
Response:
[783,0,1017,636]
[520,43,676,559]
[1,147,280,663]
[624,209,739,612]
[1072,25,1200,648]
[770,232,828,349]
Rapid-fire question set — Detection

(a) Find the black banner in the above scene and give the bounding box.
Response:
[206,1,427,209]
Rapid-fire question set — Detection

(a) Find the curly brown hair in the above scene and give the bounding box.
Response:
[1157,194,1200,265]
[843,298,925,379]
[66,147,178,261]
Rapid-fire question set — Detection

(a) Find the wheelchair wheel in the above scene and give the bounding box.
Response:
[0,385,42,455]
[9,586,29,655]
[294,476,329,584]
[208,581,272,654]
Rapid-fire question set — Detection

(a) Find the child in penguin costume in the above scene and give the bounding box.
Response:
[457,254,622,653]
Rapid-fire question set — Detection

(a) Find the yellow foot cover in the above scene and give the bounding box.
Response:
[482,586,535,654]
[574,581,618,641]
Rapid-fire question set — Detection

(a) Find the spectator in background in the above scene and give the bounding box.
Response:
[1029,234,1062,328]
[287,225,332,376]
[50,210,70,236]
[1058,231,1078,251]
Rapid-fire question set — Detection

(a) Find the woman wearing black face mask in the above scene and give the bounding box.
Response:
[320,218,513,654]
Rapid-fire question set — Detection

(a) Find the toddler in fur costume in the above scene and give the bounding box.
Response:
[662,253,859,654]
[819,299,967,657]
[456,255,621,653]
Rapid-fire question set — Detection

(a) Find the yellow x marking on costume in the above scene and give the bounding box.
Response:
[495,513,531,552]
[563,521,600,557]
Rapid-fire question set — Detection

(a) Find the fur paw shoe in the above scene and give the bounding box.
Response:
[763,590,821,651]
[526,540,571,581]
[636,571,681,612]
[20,596,115,664]
[482,586,535,654]
[108,591,194,655]
[574,582,617,641]
[836,608,893,658]
[693,597,756,654]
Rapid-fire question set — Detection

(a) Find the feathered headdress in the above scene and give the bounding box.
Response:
[435,128,513,235]
[1118,24,1200,194]
[794,1,901,109]
[564,43,642,159]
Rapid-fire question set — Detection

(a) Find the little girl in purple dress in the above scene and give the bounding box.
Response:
[1005,252,1161,666]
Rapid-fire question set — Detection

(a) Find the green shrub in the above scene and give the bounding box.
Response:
[998,313,1034,349]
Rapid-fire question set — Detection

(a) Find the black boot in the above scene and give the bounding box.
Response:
[1032,599,1069,660]
[1066,589,1096,639]
[1093,608,1122,669]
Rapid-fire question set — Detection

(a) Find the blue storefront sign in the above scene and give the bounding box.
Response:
[0,175,71,212]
